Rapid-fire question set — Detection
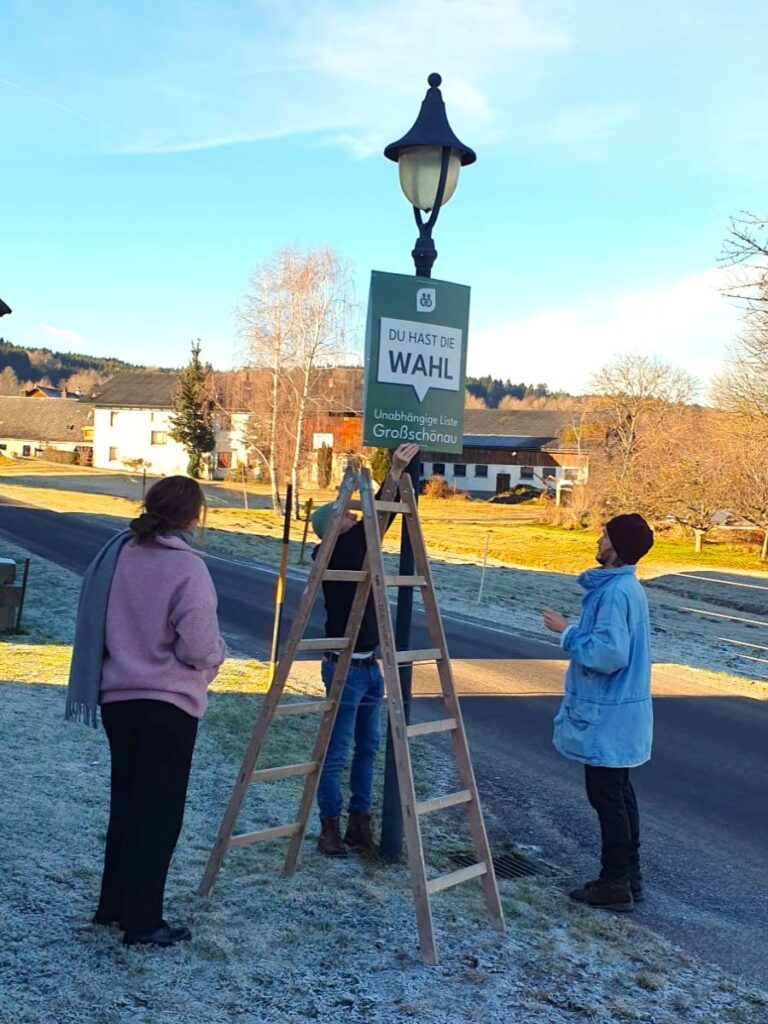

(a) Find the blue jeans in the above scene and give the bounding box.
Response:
[316,658,384,818]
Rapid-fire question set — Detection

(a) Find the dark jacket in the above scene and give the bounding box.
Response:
[312,488,393,652]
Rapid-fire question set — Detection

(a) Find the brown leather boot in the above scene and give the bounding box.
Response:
[343,811,375,852]
[317,816,348,857]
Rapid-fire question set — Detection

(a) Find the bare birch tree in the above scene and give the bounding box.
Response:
[237,247,357,514]
[280,249,356,516]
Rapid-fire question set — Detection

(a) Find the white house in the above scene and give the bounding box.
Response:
[91,373,250,478]
[420,409,589,496]
[0,395,93,460]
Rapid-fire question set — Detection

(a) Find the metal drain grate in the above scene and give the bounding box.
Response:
[451,849,556,880]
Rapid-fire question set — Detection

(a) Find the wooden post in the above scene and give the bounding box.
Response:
[298,498,313,564]
[241,467,249,511]
[268,483,293,685]
[14,559,30,632]
[476,531,491,604]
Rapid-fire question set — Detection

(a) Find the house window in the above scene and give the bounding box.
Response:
[22,445,31,457]
[474,464,488,478]
[109,447,118,461]
[453,464,467,477]
[432,462,446,476]
[520,466,535,480]
[563,467,580,481]
[0,444,6,450]
[110,411,118,427]
[151,431,168,445]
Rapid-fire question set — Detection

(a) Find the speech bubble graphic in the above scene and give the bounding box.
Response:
[378,316,463,401]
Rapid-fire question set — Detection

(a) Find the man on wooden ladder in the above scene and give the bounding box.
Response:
[309,443,420,858]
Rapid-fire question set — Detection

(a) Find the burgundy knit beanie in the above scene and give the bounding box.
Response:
[605,513,654,565]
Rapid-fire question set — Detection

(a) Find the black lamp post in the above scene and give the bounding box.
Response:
[0,299,12,317]
[379,73,475,862]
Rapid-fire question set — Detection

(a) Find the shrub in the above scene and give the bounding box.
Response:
[423,475,471,500]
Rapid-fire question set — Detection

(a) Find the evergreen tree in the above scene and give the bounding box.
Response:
[169,340,215,478]
[316,442,333,488]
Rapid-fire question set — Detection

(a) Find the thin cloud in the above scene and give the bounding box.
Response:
[2,0,572,157]
[39,324,86,346]
[468,270,740,394]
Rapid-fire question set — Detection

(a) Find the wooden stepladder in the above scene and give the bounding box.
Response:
[198,466,505,964]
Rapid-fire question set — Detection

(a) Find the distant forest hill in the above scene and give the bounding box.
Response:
[465,376,573,408]
[0,339,172,393]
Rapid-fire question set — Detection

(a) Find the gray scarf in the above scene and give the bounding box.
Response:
[65,529,133,727]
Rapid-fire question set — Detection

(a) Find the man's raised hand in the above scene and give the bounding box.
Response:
[390,444,420,481]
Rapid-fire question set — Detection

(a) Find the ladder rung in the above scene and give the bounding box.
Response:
[385,575,427,587]
[416,790,473,816]
[229,823,300,848]
[250,761,318,783]
[395,647,443,664]
[323,570,368,582]
[426,861,487,895]
[406,718,458,738]
[274,700,334,717]
[374,500,412,514]
[297,637,350,652]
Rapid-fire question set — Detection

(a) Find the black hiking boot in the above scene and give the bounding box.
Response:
[569,877,634,913]
[123,923,192,947]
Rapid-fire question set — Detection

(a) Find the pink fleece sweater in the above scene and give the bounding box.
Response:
[100,534,227,719]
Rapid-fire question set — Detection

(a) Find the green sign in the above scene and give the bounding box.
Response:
[362,271,470,454]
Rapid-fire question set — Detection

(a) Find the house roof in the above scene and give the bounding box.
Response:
[0,396,93,442]
[24,386,81,399]
[462,409,575,438]
[460,410,584,451]
[462,433,563,451]
[91,372,179,409]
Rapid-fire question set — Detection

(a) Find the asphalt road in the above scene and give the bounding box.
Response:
[1,496,766,988]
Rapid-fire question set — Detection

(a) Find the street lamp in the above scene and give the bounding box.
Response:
[0,298,12,317]
[379,73,475,861]
[384,72,476,279]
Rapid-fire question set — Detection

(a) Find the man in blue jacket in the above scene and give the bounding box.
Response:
[543,513,654,913]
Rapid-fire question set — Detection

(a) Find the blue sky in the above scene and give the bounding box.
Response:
[2,0,766,393]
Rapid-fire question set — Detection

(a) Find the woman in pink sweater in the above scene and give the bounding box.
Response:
[86,476,226,947]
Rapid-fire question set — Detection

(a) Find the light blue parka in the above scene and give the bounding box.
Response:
[553,565,653,768]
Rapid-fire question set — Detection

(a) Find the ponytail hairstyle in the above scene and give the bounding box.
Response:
[130,475,206,544]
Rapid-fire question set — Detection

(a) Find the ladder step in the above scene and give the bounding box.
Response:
[229,823,300,848]
[406,718,458,738]
[374,500,412,514]
[385,575,427,587]
[323,570,368,582]
[426,861,488,895]
[395,647,443,664]
[297,637,350,652]
[250,761,318,783]
[274,700,334,717]
[416,790,473,816]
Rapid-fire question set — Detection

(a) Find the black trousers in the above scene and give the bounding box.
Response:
[584,765,640,881]
[98,699,198,933]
